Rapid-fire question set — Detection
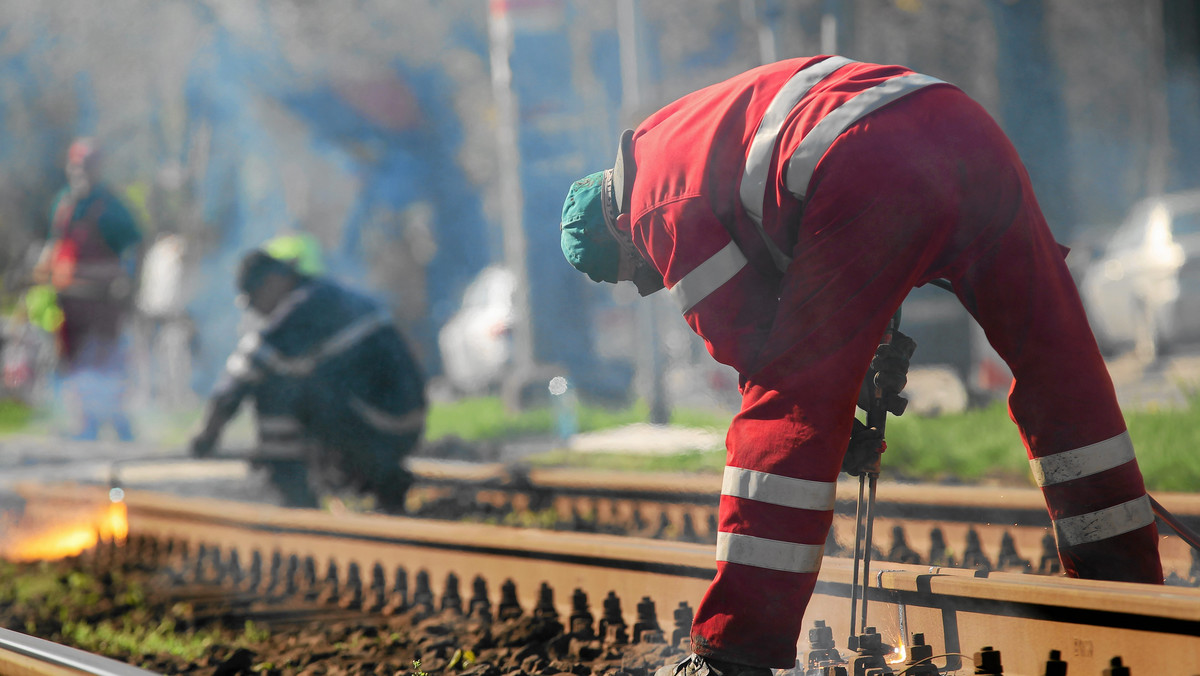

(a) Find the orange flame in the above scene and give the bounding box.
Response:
[3,501,128,562]
[886,642,907,665]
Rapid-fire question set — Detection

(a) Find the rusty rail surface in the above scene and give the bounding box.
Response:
[15,482,1200,675]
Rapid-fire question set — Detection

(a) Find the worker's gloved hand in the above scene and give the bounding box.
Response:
[842,418,885,477]
[189,432,217,458]
[858,329,917,416]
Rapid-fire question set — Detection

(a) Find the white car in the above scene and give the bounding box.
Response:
[437,266,515,395]
[1080,190,1200,361]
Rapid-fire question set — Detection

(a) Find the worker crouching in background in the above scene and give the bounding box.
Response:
[189,249,427,513]
[559,56,1163,675]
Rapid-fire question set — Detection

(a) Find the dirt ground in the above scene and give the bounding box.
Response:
[0,552,687,676]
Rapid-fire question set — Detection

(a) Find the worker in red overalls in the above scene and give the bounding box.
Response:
[33,138,142,441]
[558,56,1163,675]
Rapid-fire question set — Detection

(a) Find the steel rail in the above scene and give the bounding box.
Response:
[409,460,1200,579]
[14,482,1200,675]
[0,627,158,676]
[107,456,1200,579]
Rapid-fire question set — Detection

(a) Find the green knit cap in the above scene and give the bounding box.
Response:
[560,171,620,283]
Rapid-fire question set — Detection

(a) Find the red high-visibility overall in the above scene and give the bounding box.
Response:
[619,56,1163,668]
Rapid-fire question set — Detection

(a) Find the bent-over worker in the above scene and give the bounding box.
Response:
[558,55,1163,675]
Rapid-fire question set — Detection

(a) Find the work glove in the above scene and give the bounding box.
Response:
[857,329,917,417]
[842,418,885,477]
[189,432,217,458]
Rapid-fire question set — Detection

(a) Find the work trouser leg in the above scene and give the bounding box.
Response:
[258,459,320,509]
[949,206,1162,583]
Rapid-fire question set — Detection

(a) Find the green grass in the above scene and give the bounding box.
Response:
[882,400,1029,485]
[446,394,1200,493]
[3,389,1196,492]
[1124,397,1200,492]
[0,400,36,435]
[523,448,727,474]
[883,393,1200,491]
[424,396,732,442]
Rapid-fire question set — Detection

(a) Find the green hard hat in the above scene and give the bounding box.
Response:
[264,232,324,275]
[560,170,620,284]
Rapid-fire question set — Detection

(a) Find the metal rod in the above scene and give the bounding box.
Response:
[848,474,866,643]
[860,473,878,636]
[1150,495,1200,553]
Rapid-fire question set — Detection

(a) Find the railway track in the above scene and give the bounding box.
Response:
[8,479,1200,675]
[404,459,1200,584]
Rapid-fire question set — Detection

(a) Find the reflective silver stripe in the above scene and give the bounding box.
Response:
[740,56,853,272]
[350,397,426,436]
[226,332,264,382]
[785,73,944,202]
[255,440,309,459]
[258,311,391,377]
[669,240,748,313]
[225,351,262,382]
[1030,431,1136,487]
[722,466,837,511]
[1053,495,1155,547]
[716,531,824,574]
[257,416,303,435]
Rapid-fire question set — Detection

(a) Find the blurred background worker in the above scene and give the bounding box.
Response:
[32,137,142,441]
[189,248,427,513]
[559,56,1164,675]
[133,229,196,412]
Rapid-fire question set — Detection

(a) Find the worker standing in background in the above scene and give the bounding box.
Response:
[33,138,142,441]
[558,56,1163,675]
[189,248,427,513]
[134,229,196,410]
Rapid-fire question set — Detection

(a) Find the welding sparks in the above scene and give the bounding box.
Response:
[2,501,128,562]
[886,642,907,665]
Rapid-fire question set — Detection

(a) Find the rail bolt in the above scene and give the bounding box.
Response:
[904,633,937,676]
[973,645,1003,674]
[1042,649,1067,676]
[1102,656,1130,676]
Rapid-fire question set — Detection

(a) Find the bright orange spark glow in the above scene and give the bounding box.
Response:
[3,501,129,562]
[886,642,907,665]
[102,501,129,542]
[6,526,97,561]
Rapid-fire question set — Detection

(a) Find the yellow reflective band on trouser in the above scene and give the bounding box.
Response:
[721,466,837,512]
[1052,495,1155,548]
[1029,431,1136,487]
[715,532,824,574]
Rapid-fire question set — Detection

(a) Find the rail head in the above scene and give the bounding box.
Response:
[0,627,159,676]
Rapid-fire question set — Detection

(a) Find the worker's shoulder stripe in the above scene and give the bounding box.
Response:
[716,531,824,574]
[257,310,391,377]
[1052,495,1154,548]
[721,466,837,512]
[785,72,945,202]
[738,63,944,274]
[1029,431,1136,487]
[739,55,853,273]
[668,240,748,313]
